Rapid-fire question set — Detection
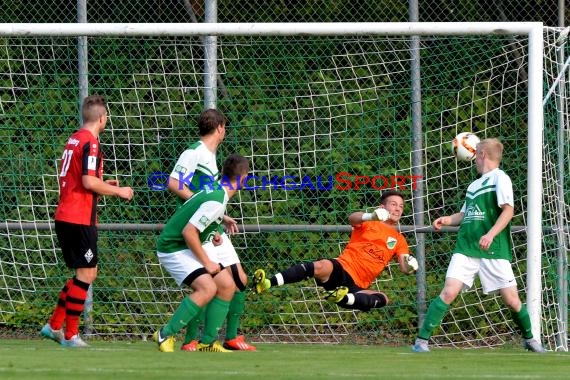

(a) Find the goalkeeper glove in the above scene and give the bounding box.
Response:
[402,254,419,273]
[362,208,390,222]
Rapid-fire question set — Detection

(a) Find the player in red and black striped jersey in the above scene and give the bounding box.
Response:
[54,128,103,226]
[40,95,134,348]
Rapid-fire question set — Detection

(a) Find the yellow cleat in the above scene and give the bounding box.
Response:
[197,340,232,352]
[153,329,175,353]
[252,269,271,294]
[324,286,349,303]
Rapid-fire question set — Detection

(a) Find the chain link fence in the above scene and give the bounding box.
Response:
[1,1,567,25]
[0,3,568,350]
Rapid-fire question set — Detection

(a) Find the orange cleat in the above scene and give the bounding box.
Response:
[223,335,257,351]
[181,339,199,351]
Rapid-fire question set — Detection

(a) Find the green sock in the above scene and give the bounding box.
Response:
[418,296,449,340]
[162,297,202,337]
[225,291,245,340]
[200,296,230,345]
[183,309,205,344]
[511,304,533,339]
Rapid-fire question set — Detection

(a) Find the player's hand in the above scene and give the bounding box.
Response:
[118,186,134,201]
[205,261,222,276]
[432,216,448,231]
[404,255,419,274]
[372,208,390,221]
[222,215,239,234]
[479,234,494,250]
[212,232,223,247]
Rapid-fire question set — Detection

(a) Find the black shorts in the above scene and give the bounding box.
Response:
[55,220,98,269]
[315,259,364,294]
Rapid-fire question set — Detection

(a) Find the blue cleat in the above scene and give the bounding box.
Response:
[411,338,430,353]
[40,323,64,344]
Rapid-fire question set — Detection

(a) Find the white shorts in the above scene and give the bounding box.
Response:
[202,233,240,267]
[157,233,240,286]
[157,248,219,286]
[446,253,517,295]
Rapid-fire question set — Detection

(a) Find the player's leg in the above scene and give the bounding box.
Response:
[181,310,204,351]
[41,221,83,345]
[155,250,216,352]
[197,269,234,352]
[205,238,256,350]
[482,259,545,353]
[41,278,70,343]
[334,289,389,311]
[223,263,256,350]
[253,259,333,293]
[62,269,95,347]
[413,253,476,352]
[57,223,98,347]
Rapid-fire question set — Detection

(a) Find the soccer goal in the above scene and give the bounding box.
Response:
[0,23,567,351]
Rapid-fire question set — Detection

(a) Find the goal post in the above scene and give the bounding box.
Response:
[1,22,565,350]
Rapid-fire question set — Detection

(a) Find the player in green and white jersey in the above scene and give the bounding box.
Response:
[412,138,545,353]
[166,109,256,351]
[167,109,222,200]
[153,154,249,353]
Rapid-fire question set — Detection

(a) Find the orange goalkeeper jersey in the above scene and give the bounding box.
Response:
[336,221,409,288]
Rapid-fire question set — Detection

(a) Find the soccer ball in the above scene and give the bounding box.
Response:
[452,132,480,161]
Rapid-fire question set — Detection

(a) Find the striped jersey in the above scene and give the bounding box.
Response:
[54,128,103,226]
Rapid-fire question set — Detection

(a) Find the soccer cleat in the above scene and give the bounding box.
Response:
[181,339,199,352]
[61,334,89,348]
[411,338,430,353]
[253,269,271,294]
[524,338,546,353]
[40,323,64,344]
[223,335,257,351]
[324,286,349,303]
[197,340,232,353]
[153,329,175,353]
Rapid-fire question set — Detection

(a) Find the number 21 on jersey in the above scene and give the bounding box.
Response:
[60,149,73,177]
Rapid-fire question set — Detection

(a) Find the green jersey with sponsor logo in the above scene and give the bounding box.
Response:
[157,187,227,253]
[454,168,514,261]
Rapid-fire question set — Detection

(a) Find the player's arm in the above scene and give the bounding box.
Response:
[168,149,199,200]
[182,223,220,275]
[432,212,464,230]
[222,215,239,234]
[167,177,194,200]
[348,208,390,227]
[82,175,133,200]
[479,204,514,250]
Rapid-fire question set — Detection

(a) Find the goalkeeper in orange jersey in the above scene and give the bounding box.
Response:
[253,190,417,311]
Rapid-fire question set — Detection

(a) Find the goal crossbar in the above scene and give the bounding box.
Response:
[0,22,543,37]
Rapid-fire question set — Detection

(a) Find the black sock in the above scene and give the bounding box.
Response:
[338,292,387,311]
[270,262,315,286]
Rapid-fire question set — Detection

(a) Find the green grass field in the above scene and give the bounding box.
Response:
[0,339,568,380]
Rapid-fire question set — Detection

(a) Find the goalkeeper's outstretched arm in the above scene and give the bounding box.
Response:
[348,207,391,226]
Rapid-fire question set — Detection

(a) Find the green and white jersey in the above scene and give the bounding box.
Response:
[157,187,228,254]
[454,168,514,260]
[169,140,219,194]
